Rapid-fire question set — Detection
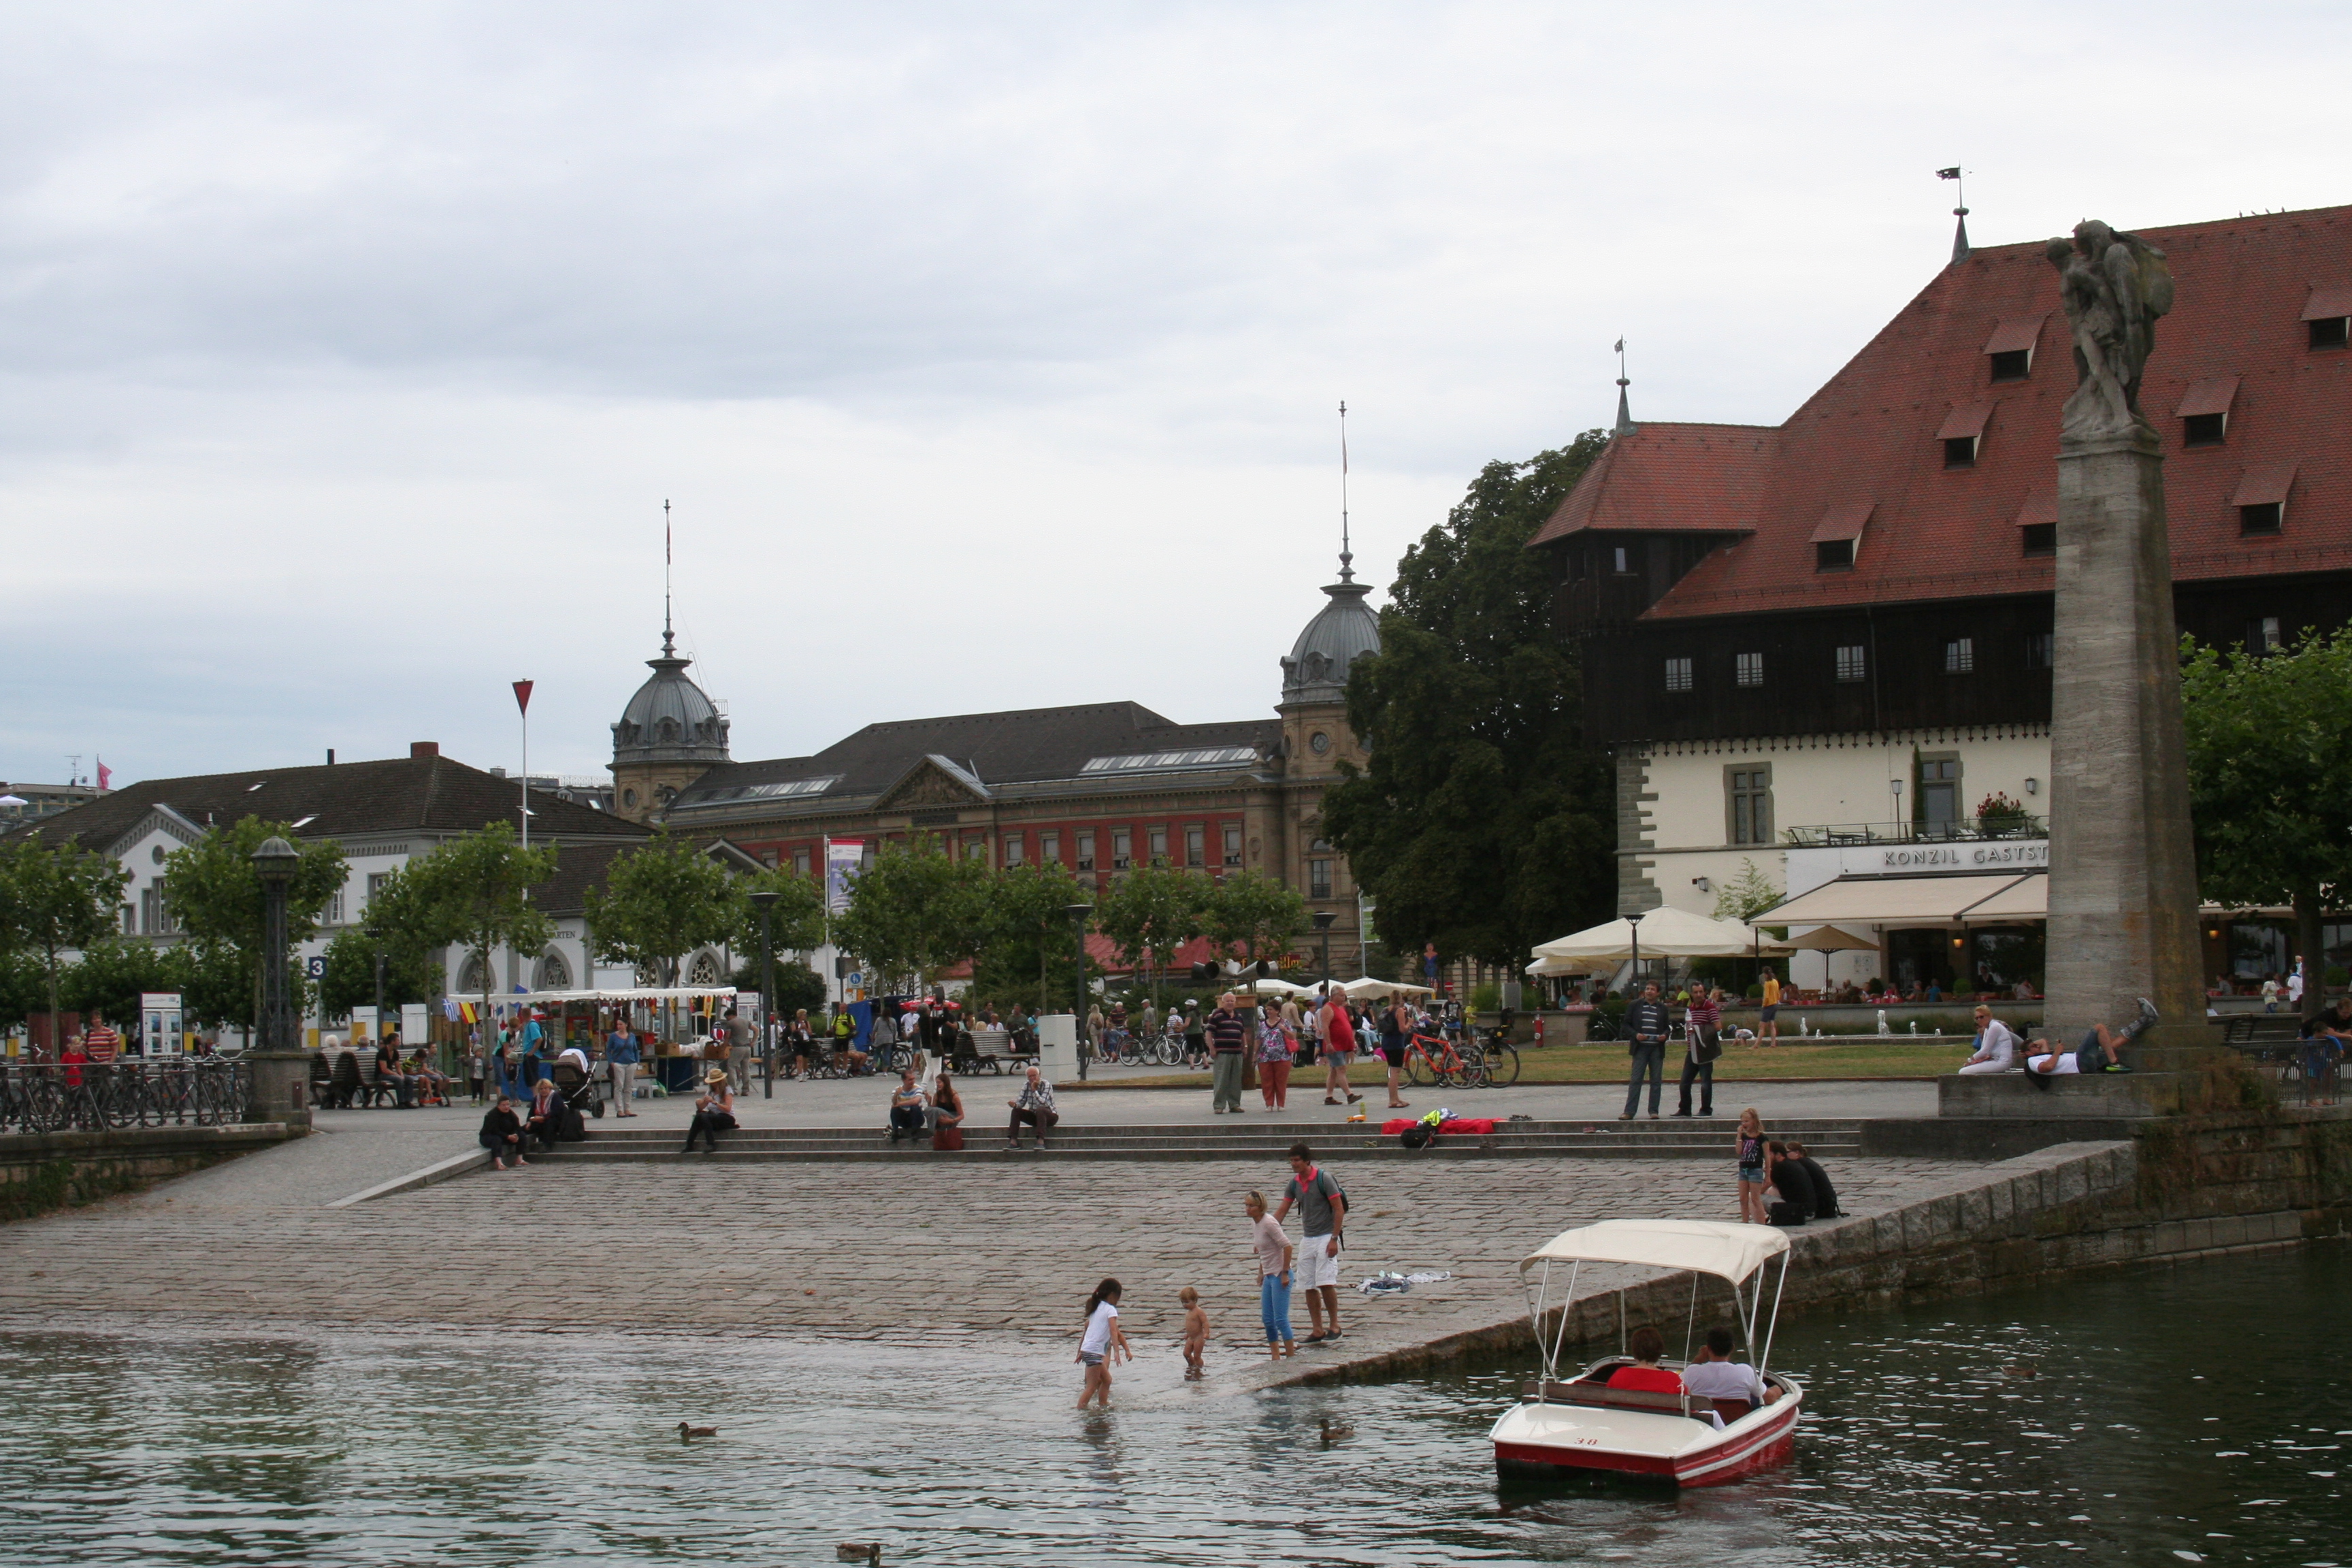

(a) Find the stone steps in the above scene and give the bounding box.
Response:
[529,1118,1863,1164]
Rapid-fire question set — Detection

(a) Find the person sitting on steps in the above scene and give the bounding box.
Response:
[2024,998,2159,1081]
[683,1068,737,1152]
[887,1067,928,1143]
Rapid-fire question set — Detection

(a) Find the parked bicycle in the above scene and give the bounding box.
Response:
[1403,1029,1486,1089]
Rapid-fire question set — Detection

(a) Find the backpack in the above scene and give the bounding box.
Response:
[1400,1124,1433,1149]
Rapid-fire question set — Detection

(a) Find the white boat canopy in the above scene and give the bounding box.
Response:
[1520,1218,1791,1288]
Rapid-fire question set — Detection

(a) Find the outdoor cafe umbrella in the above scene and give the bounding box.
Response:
[1772,924,1880,952]
[1526,907,1757,988]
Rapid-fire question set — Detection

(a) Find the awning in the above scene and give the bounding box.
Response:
[2302,285,2352,322]
[1809,500,1875,544]
[1751,870,2045,928]
[1935,402,1993,442]
[2232,463,2298,508]
[1982,314,2048,355]
[2014,488,2057,528]
[2174,375,2240,419]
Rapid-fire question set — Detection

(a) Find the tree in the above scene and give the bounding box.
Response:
[832,835,994,994]
[973,860,1091,1013]
[1095,862,1210,1005]
[585,834,742,990]
[0,949,44,1034]
[1202,870,1310,1000]
[728,867,828,964]
[1321,434,1617,968]
[159,817,346,1028]
[2181,627,2352,1019]
[1712,860,1783,924]
[61,938,179,1028]
[730,956,828,1019]
[402,822,557,1040]
[0,838,133,1049]
[317,926,441,1019]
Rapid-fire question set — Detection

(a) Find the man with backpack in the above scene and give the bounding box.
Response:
[1274,1141,1349,1345]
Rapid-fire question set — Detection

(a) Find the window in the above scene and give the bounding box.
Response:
[1943,435,1978,469]
[1042,831,1061,864]
[2027,632,2055,669]
[1735,652,1764,688]
[1944,637,1975,674]
[2183,412,2227,447]
[325,890,346,925]
[141,885,180,936]
[122,902,137,934]
[1835,644,1866,683]
[2251,616,2283,654]
[1988,348,2031,382]
[964,836,987,861]
[792,848,811,877]
[1002,833,1024,867]
[1222,824,1242,867]
[1077,831,1096,871]
[1569,549,1588,582]
[2313,316,2351,350]
[1664,657,1694,693]
[1309,859,1333,900]
[1185,826,1205,867]
[2021,522,2057,556]
[2241,502,2283,536]
[1111,828,1132,870]
[1612,546,1631,574]
[1920,757,1961,831]
[1727,767,1772,847]
[1816,538,1854,570]
[1147,826,1167,863]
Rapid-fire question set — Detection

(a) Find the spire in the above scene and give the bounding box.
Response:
[1613,338,1634,434]
[1337,399,1354,583]
[662,497,675,658]
[1938,166,1970,265]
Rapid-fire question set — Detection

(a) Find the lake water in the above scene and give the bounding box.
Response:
[1,1244,2343,1566]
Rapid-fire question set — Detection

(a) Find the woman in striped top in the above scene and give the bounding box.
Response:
[1676,985,1722,1118]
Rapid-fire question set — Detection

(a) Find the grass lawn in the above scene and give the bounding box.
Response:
[1062,1037,1974,1090]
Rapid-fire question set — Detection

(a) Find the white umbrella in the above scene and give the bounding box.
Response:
[1529,906,1759,964]
[1337,976,1435,1000]
[0,794,27,808]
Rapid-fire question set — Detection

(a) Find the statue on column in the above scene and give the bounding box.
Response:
[2046,219,2174,440]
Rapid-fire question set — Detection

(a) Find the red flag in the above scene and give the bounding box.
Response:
[96,757,112,790]
[512,681,534,715]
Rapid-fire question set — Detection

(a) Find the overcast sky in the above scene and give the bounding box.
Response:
[6,2,2347,789]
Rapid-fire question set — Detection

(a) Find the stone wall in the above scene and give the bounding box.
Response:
[0,1124,297,1222]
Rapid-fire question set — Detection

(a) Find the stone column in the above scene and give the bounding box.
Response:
[2044,425,2214,1059]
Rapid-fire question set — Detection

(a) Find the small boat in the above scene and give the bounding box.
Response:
[1490,1218,1803,1488]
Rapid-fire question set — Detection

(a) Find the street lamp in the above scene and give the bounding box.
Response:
[1627,909,1645,998]
[1064,902,1093,1081]
[1313,910,1337,992]
[749,889,779,1098]
[248,835,311,1126]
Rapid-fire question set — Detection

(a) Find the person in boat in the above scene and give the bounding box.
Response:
[1606,1326,1685,1393]
[2023,997,2159,1078]
[1681,1326,1780,1411]
[1767,1140,1818,1219]
[1783,1141,1842,1218]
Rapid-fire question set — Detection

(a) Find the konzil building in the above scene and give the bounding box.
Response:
[1531,203,2352,994]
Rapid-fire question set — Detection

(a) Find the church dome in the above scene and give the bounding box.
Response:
[612,632,731,764]
[1279,555,1381,706]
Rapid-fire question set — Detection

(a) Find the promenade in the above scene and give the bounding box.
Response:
[0,1075,1974,1396]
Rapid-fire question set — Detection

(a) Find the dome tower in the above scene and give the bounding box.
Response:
[609,622,730,822]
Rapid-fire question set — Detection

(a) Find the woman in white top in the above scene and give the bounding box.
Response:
[1077,1277,1130,1408]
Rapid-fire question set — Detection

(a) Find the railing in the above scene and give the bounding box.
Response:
[0,1058,256,1137]
[1781,817,2046,847]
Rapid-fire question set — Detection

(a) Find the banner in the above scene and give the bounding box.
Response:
[825,839,864,916]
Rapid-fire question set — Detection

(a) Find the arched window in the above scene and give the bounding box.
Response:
[534,949,572,990]
[456,954,489,995]
[686,951,723,987]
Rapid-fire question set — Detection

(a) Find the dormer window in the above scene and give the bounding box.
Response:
[1816,538,1854,570]
[2240,502,2283,536]
[2021,523,2057,556]
[1982,314,2046,381]
[1808,500,1872,572]
[2303,286,2352,350]
[2232,463,2296,537]
[2174,376,2237,449]
[1936,403,1991,470]
[2014,487,2057,558]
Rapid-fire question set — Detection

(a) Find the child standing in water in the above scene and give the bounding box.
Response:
[1077,1278,1132,1408]
[1735,1108,1768,1223]
[1180,1287,1209,1379]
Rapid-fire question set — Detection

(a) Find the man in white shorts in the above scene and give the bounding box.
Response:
[1275,1141,1348,1345]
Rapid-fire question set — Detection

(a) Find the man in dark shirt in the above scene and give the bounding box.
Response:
[1207,992,1247,1113]
[1620,983,1672,1121]
[1767,1140,1818,1218]
[1784,1141,1842,1218]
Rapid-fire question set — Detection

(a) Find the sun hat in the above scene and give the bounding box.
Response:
[704,1068,728,1084]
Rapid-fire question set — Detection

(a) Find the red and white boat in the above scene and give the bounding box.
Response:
[1490,1219,1803,1488]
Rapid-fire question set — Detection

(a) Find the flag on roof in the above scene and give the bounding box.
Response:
[1936,167,1961,180]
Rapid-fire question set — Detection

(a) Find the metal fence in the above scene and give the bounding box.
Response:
[0,1058,256,1137]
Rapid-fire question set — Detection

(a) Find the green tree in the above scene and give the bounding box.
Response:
[1095,862,1209,1006]
[833,835,994,994]
[1712,859,1783,923]
[0,838,134,1048]
[159,817,346,1028]
[973,860,1091,1013]
[402,822,557,1037]
[0,949,44,1033]
[317,926,441,1019]
[61,938,178,1028]
[1321,434,1617,968]
[730,956,828,1019]
[729,867,828,962]
[1202,870,1309,1001]
[2181,627,2352,1019]
[585,834,742,990]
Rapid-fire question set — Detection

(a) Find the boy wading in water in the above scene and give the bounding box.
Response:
[1077,1277,1132,1408]
[1180,1287,1209,1379]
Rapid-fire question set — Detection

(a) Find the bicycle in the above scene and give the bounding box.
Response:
[1480,1027,1522,1088]
[1403,1030,1479,1089]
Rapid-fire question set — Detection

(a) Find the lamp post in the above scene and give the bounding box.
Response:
[1627,910,1645,998]
[1064,902,1093,1081]
[749,889,779,1098]
[248,836,312,1126]
[1313,910,1337,992]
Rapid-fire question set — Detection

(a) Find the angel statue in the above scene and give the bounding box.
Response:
[2046,219,2174,440]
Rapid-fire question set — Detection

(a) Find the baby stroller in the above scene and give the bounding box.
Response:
[549,1058,607,1132]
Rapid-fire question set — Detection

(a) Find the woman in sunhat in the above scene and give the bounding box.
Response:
[683,1068,738,1154]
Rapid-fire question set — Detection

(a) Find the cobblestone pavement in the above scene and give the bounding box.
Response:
[0,1150,1974,1397]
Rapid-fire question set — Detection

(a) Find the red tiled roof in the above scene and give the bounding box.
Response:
[1538,203,2352,618]
[1524,421,1776,546]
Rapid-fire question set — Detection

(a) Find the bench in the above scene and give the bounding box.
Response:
[1520,1379,1744,1424]
[2221,1014,2306,1047]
